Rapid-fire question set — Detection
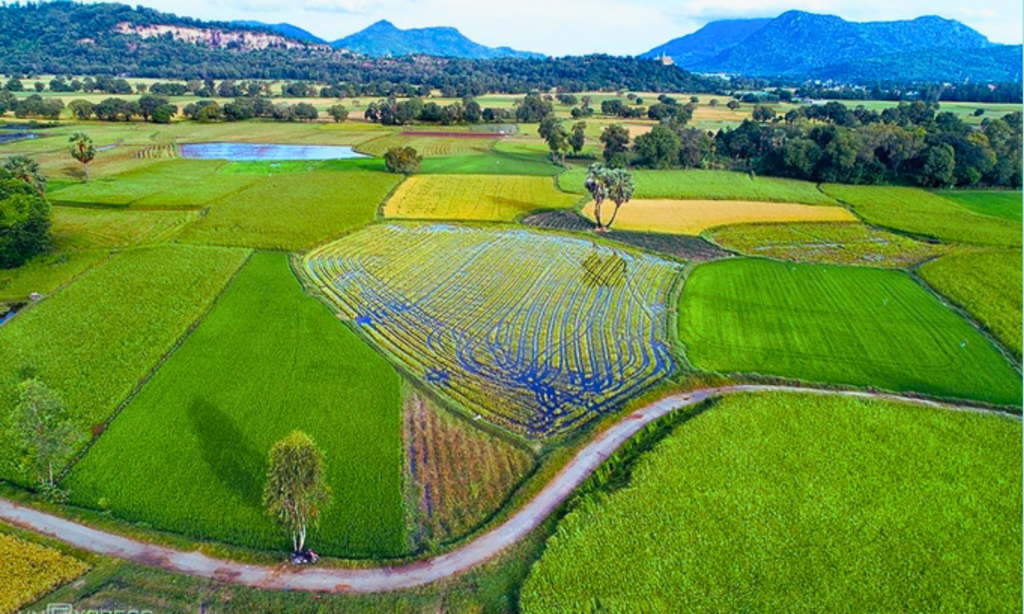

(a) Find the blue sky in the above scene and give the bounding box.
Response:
[93,0,1023,55]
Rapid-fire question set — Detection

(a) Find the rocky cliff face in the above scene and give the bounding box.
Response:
[113,23,328,51]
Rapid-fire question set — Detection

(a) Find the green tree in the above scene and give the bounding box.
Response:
[151,104,178,124]
[633,124,680,169]
[515,94,553,123]
[751,105,776,122]
[600,124,631,168]
[68,99,95,120]
[0,174,51,268]
[726,100,740,111]
[68,132,96,182]
[384,146,422,174]
[326,104,349,123]
[9,378,79,489]
[4,77,23,92]
[2,155,47,195]
[569,122,587,155]
[584,164,609,230]
[917,143,955,187]
[263,431,331,552]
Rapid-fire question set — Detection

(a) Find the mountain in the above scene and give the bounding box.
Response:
[232,21,325,44]
[809,45,1024,84]
[644,11,1012,83]
[331,20,543,59]
[640,18,772,66]
[695,12,992,76]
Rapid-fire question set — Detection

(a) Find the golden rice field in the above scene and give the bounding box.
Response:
[384,174,580,221]
[581,199,857,235]
[0,533,90,614]
[357,134,497,157]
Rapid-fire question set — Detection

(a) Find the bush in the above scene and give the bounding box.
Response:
[0,178,51,268]
[384,146,422,174]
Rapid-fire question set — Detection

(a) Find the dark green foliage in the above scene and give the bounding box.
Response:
[384,146,422,174]
[600,124,630,168]
[633,125,680,169]
[0,177,51,269]
[516,94,553,123]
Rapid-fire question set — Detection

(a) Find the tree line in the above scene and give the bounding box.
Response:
[591,100,1021,188]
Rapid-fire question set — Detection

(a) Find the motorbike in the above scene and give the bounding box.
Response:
[289,549,320,565]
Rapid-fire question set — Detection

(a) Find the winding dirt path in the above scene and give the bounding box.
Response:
[0,385,1016,593]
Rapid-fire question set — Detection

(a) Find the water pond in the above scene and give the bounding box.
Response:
[179,142,367,161]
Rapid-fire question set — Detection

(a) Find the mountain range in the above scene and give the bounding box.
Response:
[330,20,542,59]
[642,11,1021,83]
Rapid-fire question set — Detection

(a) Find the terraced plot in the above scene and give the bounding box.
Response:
[678,259,1022,406]
[581,199,855,235]
[560,169,837,205]
[522,392,1022,613]
[919,250,1023,358]
[707,221,949,267]
[303,224,680,438]
[384,175,579,221]
[358,134,497,157]
[66,253,405,558]
[823,184,1022,247]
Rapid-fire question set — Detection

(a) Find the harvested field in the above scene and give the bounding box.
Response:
[403,386,534,547]
[581,199,856,235]
[707,221,950,268]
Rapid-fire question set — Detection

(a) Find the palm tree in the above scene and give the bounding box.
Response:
[68,132,96,182]
[2,154,47,195]
[584,164,609,230]
[603,168,635,230]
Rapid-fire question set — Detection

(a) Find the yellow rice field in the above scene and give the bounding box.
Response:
[581,199,857,235]
[384,174,580,221]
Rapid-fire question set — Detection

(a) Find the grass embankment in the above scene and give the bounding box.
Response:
[0,245,250,484]
[677,258,1022,406]
[522,391,1023,613]
[823,184,1022,247]
[919,249,1022,358]
[66,253,406,558]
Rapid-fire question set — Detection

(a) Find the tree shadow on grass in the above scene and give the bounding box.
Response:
[187,398,266,509]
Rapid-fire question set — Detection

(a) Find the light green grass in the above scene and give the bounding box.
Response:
[560,169,837,205]
[0,250,108,301]
[50,160,261,208]
[522,391,1022,614]
[935,190,1022,222]
[823,184,1022,247]
[357,134,495,157]
[177,171,400,250]
[707,221,950,268]
[419,151,561,176]
[50,207,199,249]
[678,258,1021,406]
[66,253,405,558]
[0,246,250,483]
[919,250,1022,358]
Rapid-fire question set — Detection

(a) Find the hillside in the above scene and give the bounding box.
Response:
[809,45,1024,83]
[232,21,326,44]
[640,18,772,66]
[331,20,542,59]
[644,11,1014,83]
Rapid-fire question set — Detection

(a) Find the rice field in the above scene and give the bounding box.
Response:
[521,391,1022,613]
[560,169,838,205]
[0,245,250,484]
[0,250,108,301]
[707,221,950,267]
[918,250,1022,358]
[384,175,579,221]
[403,386,534,547]
[935,190,1022,222]
[822,185,1023,247]
[580,199,855,235]
[177,171,400,250]
[51,206,199,249]
[0,532,90,614]
[357,134,497,157]
[419,151,562,176]
[66,253,406,558]
[303,223,680,439]
[677,258,1022,406]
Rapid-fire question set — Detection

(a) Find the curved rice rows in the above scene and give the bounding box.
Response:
[357,135,496,157]
[304,224,679,439]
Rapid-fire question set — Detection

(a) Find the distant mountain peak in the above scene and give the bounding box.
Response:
[331,20,542,59]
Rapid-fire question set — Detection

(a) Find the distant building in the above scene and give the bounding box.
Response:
[659,53,674,66]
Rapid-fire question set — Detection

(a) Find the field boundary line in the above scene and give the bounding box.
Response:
[5,385,1018,594]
